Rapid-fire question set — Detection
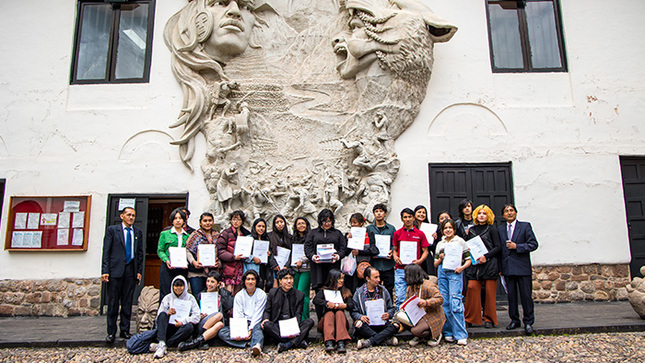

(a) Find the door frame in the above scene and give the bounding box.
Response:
[619,156,645,279]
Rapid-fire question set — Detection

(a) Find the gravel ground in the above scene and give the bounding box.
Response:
[0,332,643,363]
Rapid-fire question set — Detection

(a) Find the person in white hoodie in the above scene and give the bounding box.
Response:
[153,275,200,359]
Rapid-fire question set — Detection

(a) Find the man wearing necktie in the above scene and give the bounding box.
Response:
[101,207,144,343]
[498,204,539,335]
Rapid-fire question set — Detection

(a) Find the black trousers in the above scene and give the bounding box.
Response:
[156,312,195,347]
[506,275,535,325]
[106,262,136,335]
[159,263,187,303]
[263,318,314,347]
[355,321,398,345]
[379,268,395,298]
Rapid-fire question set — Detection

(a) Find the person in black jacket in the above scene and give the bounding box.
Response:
[344,213,379,293]
[463,205,501,328]
[304,209,347,291]
[313,269,354,353]
[455,199,474,240]
[261,269,315,353]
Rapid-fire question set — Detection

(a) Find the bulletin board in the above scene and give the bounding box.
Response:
[4,196,91,251]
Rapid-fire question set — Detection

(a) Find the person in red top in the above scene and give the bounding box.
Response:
[392,208,429,309]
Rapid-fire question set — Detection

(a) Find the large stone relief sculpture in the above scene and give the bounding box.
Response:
[164,0,456,226]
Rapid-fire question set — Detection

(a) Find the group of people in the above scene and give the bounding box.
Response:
[101,199,538,358]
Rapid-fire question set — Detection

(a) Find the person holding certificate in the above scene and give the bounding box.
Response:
[178,271,233,351]
[392,208,430,309]
[268,215,292,287]
[434,219,471,346]
[366,203,397,298]
[157,209,189,303]
[291,217,312,320]
[413,205,438,276]
[344,213,379,293]
[218,270,268,357]
[261,269,314,353]
[352,266,399,350]
[402,264,445,347]
[464,205,502,329]
[312,269,353,353]
[153,276,200,358]
[185,212,220,302]
[247,218,270,291]
[304,209,347,291]
[217,210,252,294]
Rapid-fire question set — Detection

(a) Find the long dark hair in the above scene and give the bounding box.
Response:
[413,205,429,228]
[324,269,352,300]
[458,199,473,219]
[251,218,268,240]
[292,217,311,243]
[317,208,335,228]
[270,215,291,251]
[404,264,429,286]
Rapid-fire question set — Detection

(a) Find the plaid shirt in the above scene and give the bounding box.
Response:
[406,279,445,339]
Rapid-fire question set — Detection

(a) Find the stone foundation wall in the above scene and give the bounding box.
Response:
[0,278,101,317]
[532,264,630,303]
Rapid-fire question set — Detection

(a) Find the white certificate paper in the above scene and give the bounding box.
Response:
[118,198,136,211]
[400,295,426,326]
[63,201,81,212]
[58,212,71,229]
[466,236,488,264]
[323,290,344,304]
[72,229,84,246]
[252,240,269,264]
[375,234,391,258]
[316,243,336,262]
[419,223,438,243]
[442,243,462,271]
[72,212,85,228]
[200,292,219,315]
[14,213,28,230]
[365,299,385,326]
[27,213,40,229]
[229,317,250,340]
[291,244,305,266]
[347,227,366,250]
[169,299,191,324]
[169,247,188,269]
[279,317,301,338]
[57,229,69,245]
[11,232,24,248]
[198,244,217,266]
[275,246,291,269]
[399,241,418,265]
[234,236,254,258]
[40,213,58,226]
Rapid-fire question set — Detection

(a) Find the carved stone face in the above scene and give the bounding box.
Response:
[136,286,159,332]
[203,0,255,60]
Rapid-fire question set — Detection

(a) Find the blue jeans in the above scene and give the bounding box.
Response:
[218,322,264,349]
[189,277,206,303]
[438,266,468,340]
[394,269,407,309]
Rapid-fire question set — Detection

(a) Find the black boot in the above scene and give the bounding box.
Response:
[178,335,204,352]
[337,340,346,353]
[324,340,334,352]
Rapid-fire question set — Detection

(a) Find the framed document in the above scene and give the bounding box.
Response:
[399,241,417,265]
[198,244,216,266]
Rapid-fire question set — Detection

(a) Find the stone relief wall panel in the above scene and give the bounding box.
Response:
[164,0,456,226]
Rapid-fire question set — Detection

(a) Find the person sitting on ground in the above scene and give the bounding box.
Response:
[153,276,200,359]
[402,264,445,347]
[261,268,315,353]
[312,269,353,354]
[177,271,233,351]
[218,269,268,357]
[352,266,399,350]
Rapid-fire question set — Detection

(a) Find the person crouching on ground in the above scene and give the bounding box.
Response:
[261,268,315,353]
[313,269,353,353]
[403,264,445,347]
[352,266,399,350]
[178,271,233,351]
[153,275,200,358]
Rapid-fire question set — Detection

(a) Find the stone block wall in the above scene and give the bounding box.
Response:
[532,264,630,303]
[0,278,101,317]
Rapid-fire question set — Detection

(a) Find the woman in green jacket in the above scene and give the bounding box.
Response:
[158,208,189,301]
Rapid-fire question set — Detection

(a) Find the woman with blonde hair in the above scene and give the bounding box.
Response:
[464,205,502,328]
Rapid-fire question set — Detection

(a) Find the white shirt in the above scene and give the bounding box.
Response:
[233,288,267,329]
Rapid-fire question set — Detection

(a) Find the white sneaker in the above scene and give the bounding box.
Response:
[153,344,167,359]
[408,337,421,346]
[386,337,398,346]
[457,338,467,346]
[251,343,262,357]
[149,343,158,352]
[428,333,442,347]
[444,336,455,343]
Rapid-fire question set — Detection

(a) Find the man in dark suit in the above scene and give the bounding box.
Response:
[261,269,314,353]
[101,207,144,343]
[498,204,539,335]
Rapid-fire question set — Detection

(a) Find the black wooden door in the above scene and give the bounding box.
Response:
[620,157,645,278]
[428,163,514,226]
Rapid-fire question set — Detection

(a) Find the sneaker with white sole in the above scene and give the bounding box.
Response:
[357,339,372,350]
[408,337,421,346]
[385,337,398,346]
[444,336,455,343]
[153,344,167,359]
[428,333,442,347]
[457,338,467,346]
[149,343,158,352]
[251,343,262,357]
